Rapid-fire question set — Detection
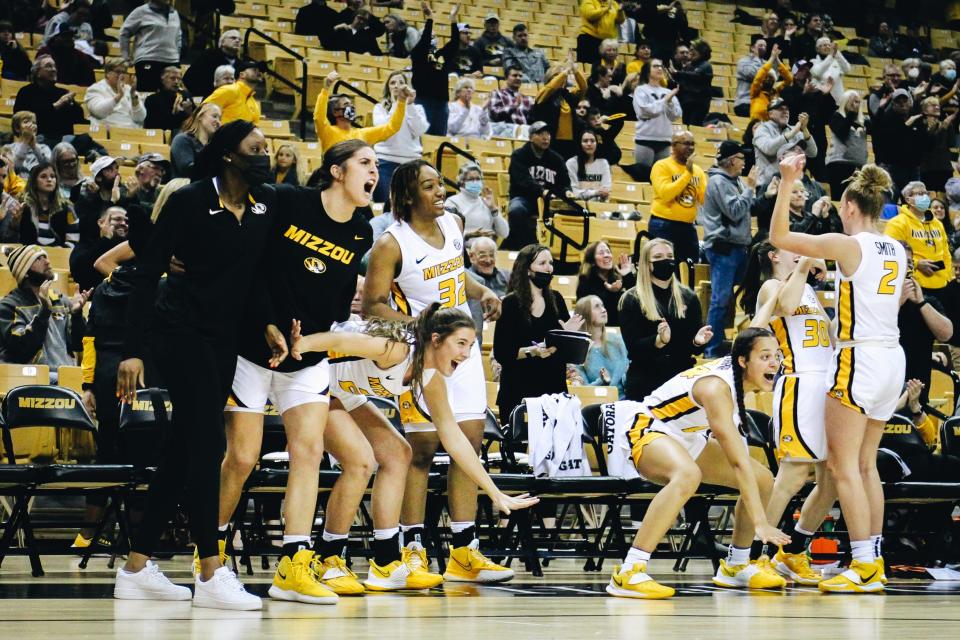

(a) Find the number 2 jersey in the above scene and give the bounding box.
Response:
[767,283,833,375]
[834,232,906,344]
[383,213,471,316]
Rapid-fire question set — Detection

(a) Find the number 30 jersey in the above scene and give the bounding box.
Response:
[835,232,906,344]
[768,283,833,375]
[384,213,470,317]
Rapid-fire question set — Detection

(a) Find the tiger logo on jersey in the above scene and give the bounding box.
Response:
[304,257,327,274]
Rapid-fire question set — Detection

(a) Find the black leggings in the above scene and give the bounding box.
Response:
[131,329,237,559]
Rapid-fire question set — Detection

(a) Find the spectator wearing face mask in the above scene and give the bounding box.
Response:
[444,163,508,242]
[929,60,960,114]
[313,72,407,151]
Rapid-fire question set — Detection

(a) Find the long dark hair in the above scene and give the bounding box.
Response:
[508,244,557,319]
[579,240,622,285]
[575,129,598,182]
[390,159,433,222]
[192,119,256,180]
[638,58,662,85]
[308,139,372,190]
[730,327,775,436]
[736,240,775,317]
[409,302,476,399]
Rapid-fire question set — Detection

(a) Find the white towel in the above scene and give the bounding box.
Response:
[524,393,590,477]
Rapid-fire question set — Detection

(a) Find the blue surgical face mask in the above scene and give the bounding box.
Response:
[914,194,931,212]
[945,69,957,81]
[463,180,483,196]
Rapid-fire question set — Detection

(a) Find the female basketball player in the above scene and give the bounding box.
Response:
[738,241,838,585]
[607,328,791,599]
[362,160,512,583]
[215,140,378,605]
[288,303,539,590]
[770,155,905,593]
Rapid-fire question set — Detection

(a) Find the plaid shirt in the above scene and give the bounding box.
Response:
[487,88,534,125]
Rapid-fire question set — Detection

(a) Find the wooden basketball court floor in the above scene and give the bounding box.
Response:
[2,556,959,639]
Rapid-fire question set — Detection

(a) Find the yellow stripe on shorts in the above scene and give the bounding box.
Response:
[828,347,865,414]
[777,376,816,460]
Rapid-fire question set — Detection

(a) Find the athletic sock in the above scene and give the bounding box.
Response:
[373,529,402,566]
[401,524,425,547]
[281,535,312,561]
[783,525,815,555]
[315,530,348,559]
[749,538,766,560]
[217,524,230,542]
[850,539,874,564]
[871,534,883,559]
[624,547,651,567]
[450,522,476,549]
[727,545,750,567]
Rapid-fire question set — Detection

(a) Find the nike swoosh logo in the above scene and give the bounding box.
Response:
[354,235,365,240]
[277,570,287,580]
[415,256,428,264]
[612,574,623,587]
[862,571,878,583]
[373,565,391,578]
[453,557,473,572]
[385,375,395,380]
[209,209,223,215]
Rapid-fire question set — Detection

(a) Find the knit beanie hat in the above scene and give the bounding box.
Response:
[5,245,47,284]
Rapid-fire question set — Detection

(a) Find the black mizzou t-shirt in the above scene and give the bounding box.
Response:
[240,184,372,373]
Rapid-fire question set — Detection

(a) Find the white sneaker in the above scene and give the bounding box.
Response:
[193,566,263,610]
[114,561,192,601]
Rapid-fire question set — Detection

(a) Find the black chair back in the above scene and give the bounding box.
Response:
[744,409,778,472]
[365,396,404,435]
[260,402,287,457]
[940,415,960,458]
[1,385,96,464]
[580,403,608,475]
[879,414,929,459]
[117,388,170,464]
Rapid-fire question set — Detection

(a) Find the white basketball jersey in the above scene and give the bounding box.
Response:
[640,357,741,435]
[835,232,906,344]
[384,213,471,316]
[328,321,435,399]
[768,283,833,374]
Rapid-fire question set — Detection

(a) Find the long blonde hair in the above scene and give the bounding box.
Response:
[151,178,189,223]
[575,295,609,356]
[621,238,688,321]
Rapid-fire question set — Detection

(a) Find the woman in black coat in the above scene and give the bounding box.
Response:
[575,240,635,327]
[493,243,584,420]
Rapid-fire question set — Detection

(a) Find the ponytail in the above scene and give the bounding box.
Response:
[410,302,476,398]
[736,241,775,317]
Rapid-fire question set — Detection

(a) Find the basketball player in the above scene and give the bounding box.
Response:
[737,242,838,585]
[215,140,377,605]
[362,160,512,583]
[289,304,539,589]
[607,328,792,599]
[770,156,905,593]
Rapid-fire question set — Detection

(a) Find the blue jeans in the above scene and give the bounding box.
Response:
[416,96,449,136]
[373,159,400,206]
[648,216,700,269]
[703,245,749,357]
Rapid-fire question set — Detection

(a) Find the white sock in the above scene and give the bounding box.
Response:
[871,534,883,558]
[218,524,229,532]
[321,530,348,542]
[400,523,423,532]
[374,527,400,541]
[727,545,750,567]
[450,521,475,533]
[624,547,651,566]
[282,534,311,546]
[795,525,815,537]
[851,539,874,563]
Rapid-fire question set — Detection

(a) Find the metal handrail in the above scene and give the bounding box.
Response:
[242,27,309,139]
[434,140,476,190]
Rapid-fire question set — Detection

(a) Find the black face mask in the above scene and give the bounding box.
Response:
[651,258,675,280]
[234,153,271,186]
[529,271,553,290]
[25,271,49,287]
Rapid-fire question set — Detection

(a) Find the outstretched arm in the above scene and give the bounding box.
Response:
[288,319,410,367]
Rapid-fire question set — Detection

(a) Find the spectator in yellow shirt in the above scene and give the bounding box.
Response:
[749,44,792,122]
[885,180,960,345]
[313,72,407,153]
[649,130,707,268]
[202,60,263,124]
[578,0,624,65]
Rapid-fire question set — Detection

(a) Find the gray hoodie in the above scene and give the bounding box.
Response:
[698,166,756,249]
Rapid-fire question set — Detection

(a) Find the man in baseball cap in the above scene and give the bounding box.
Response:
[474,11,511,66]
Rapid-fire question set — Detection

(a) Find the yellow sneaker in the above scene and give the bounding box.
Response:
[363,555,444,591]
[773,548,823,585]
[876,556,888,585]
[606,563,675,599]
[443,539,515,583]
[400,543,444,588]
[268,549,339,604]
[713,558,787,589]
[192,538,229,577]
[72,533,92,549]
[819,559,885,593]
[311,554,366,595]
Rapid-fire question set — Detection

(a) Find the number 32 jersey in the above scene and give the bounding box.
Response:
[384,213,470,317]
